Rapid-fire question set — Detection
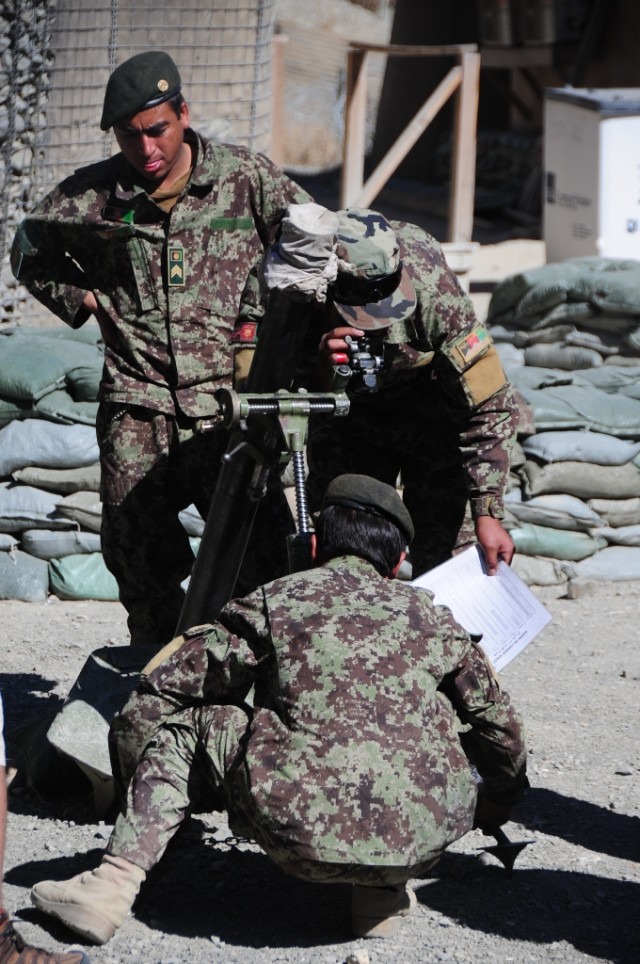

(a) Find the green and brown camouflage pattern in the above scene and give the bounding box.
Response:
[11,131,309,646]
[97,403,293,647]
[306,220,517,574]
[331,207,417,330]
[12,130,310,418]
[107,555,527,878]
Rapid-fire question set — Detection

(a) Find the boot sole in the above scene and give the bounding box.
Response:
[31,890,116,946]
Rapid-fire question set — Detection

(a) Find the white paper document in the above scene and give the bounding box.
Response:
[411,545,551,671]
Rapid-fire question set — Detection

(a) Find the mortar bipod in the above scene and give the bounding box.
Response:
[175,387,350,634]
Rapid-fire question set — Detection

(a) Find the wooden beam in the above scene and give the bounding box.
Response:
[349,65,462,210]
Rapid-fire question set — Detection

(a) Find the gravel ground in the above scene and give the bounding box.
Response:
[1,579,638,964]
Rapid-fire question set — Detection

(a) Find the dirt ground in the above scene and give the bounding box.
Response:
[0,575,638,964]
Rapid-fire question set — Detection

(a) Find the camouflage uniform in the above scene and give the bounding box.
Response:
[12,131,310,646]
[306,219,518,575]
[107,555,527,882]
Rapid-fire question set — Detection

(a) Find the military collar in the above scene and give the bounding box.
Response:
[322,555,382,578]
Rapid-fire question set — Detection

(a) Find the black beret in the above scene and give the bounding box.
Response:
[101,51,182,131]
[321,473,415,544]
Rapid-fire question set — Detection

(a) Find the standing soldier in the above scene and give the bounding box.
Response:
[11,51,311,649]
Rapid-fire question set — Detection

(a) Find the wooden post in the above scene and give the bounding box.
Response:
[448,50,480,243]
[270,34,288,168]
[340,47,369,208]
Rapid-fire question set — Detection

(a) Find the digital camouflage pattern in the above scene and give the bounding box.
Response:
[12,131,310,417]
[107,555,527,881]
[306,219,518,574]
[97,403,292,647]
[11,130,309,647]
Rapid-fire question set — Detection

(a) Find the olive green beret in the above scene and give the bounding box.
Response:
[321,473,414,544]
[101,51,182,131]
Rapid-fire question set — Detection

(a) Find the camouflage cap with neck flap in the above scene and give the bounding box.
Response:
[330,207,417,331]
[101,51,182,131]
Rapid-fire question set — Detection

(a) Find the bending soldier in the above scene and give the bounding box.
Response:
[31,475,527,944]
[268,205,519,577]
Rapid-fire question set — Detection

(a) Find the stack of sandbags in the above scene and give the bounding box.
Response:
[487,257,640,585]
[488,257,640,369]
[0,324,200,602]
[0,324,103,428]
[0,416,111,601]
[0,413,205,602]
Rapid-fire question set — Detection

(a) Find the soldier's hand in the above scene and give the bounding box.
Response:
[473,794,512,833]
[475,516,515,575]
[318,325,364,365]
[82,291,120,350]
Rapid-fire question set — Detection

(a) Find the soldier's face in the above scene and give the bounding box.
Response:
[114,99,190,186]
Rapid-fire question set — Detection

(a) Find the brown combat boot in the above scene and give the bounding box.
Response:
[0,910,89,964]
[351,882,417,938]
[31,855,145,946]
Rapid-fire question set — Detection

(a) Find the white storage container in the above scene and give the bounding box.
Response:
[544,87,640,263]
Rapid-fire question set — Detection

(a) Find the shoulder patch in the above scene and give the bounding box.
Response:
[450,324,492,369]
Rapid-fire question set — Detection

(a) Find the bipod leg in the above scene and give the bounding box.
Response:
[175,436,271,634]
[478,827,534,876]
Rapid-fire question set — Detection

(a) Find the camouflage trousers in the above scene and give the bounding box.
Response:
[97,403,293,650]
[306,376,475,577]
[107,701,438,886]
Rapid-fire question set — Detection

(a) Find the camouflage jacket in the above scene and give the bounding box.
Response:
[139,555,527,870]
[393,221,518,519]
[11,131,310,417]
[300,220,519,519]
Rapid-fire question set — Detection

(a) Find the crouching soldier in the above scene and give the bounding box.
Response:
[30,475,527,943]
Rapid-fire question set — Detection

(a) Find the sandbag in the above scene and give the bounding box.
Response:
[0,342,68,401]
[55,491,102,532]
[524,459,640,500]
[522,431,640,466]
[21,528,102,560]
[0,419,100,477]
[511,553,568,586]
[66,365,102,402]
[524,343,603,370]
[588,497,640,527]
[47,644,150,814]
[0,482,76,533]
[12,463,101,494]
[576,366,640,394]
[0,397,30,429]
[0,549,49,601]
[506,493,603,532]
[593,525,640,547]
[563,546,640,581]
[179,504,205,537]
[508,366,576,391]
[511,387,586,431]
[49,552,118,600]
[7,321,102,344]
[0,534,18,551]
[530,385,640,438]
[35,391,98,426]
[511,522,606,560]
